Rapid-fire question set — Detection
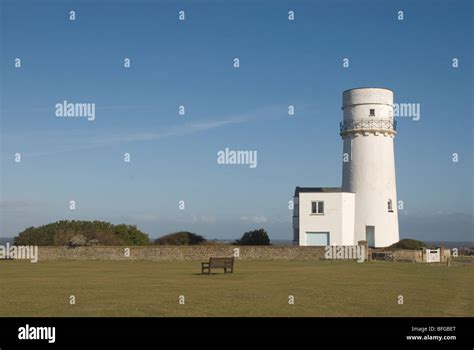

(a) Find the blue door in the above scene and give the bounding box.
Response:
[366,226,375,247]
[306,232,329,246]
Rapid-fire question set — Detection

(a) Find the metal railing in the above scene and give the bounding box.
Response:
[340,118,397,134]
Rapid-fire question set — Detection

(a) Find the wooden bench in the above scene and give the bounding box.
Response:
[201,257,234,275]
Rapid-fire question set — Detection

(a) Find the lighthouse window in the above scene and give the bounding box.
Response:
[369,109,376,116]
[311,201,324,215]
[388,199,393,212]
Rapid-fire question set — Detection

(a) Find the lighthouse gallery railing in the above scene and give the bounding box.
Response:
[340,118,397,134]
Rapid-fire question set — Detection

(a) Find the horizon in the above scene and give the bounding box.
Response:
[1,0,473,242]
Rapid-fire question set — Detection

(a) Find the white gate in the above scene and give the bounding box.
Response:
[426,249,440,263]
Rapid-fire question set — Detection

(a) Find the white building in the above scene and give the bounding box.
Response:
[293,88,400,248]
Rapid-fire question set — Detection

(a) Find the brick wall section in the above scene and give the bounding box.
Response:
[37,246,327,261]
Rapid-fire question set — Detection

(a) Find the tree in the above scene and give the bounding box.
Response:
[154,231,206,245]
[235,229,270,245]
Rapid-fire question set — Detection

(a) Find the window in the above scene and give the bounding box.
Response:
[311,201,324,214]
[369,108,375,116]
[388,199,393,212]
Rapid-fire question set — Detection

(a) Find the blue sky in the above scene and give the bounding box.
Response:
[1,0,472,241]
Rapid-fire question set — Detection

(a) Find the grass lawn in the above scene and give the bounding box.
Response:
[0,260,472,317]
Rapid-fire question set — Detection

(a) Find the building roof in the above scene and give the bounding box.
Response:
[294,187,343,196]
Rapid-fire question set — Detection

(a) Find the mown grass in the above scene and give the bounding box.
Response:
[0,260,472,317]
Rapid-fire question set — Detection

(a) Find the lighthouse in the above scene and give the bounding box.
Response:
[293,87,400,248]
[340,88,399,247]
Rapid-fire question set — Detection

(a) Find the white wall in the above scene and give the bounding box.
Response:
[341,193,356,245]
[298,192,355,246]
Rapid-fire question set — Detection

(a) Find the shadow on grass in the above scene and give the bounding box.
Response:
[192,272,235,276]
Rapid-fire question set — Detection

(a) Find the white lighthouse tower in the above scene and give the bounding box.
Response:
[292,87,400,248]
[340,87,399,247]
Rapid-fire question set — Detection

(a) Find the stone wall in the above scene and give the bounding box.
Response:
[391,249,423,263]
[36,245,327,261]
[34,246,436,263]
[385,249,450,263]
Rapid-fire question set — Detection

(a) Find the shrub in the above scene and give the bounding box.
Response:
[68,234,88,247]
[14,226,55,246]
[388,238,428,250]
[114,224,150,246]
[14,220,149,246]
[235,229,270,246]
[87,239,99,246]
[154,231,206,245]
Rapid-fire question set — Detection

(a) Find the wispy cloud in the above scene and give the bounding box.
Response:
[93,118,245,145]
[14,105,282,158]
[0,200,47,210]
[0,200,31,209]
[30,105,145,113]
[240,215,268,224]
[191,215,217,224]
[128,213,217,225]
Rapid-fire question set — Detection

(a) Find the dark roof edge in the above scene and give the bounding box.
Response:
[294,187,355,196]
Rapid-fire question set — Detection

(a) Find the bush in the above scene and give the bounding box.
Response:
[388,238,427,250]
[114,224,150,246]
[68,234,88,247]
[154,231,206,245]
[235,229,270,246]
[14,226,56,246]
[87,239,99,246]
[14,220,149,246]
